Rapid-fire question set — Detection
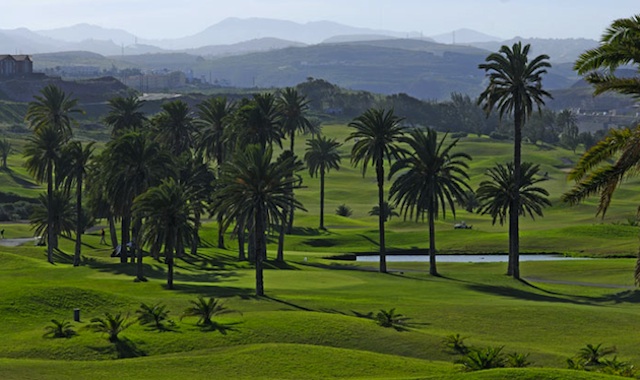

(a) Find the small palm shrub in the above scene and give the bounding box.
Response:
[507,352,532,368]
[374,308,410,330]
[335,204,353,217]
[442,333,469,354]
[578,343,616,367]
[43,319,76,338]
[457,346,505,371]
[88,312,134,343]
[601,357,637,378]
[136,302,171,330]
[181,297,237,326]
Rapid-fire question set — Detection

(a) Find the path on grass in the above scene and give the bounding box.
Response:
[0,237,40,247]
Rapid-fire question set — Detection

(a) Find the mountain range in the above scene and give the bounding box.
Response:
[1,17,596,63]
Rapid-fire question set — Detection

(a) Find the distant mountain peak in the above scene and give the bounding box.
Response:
[430,28,503,44]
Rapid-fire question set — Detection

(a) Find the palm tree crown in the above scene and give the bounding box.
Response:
[477,161,551,225]
[103,95,147,137]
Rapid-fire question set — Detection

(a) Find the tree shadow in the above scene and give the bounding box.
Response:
[263,295,314,311]
[289,227,325,236]
[195,321,243,335]
[89,337,146,359]
[3,168,40,189]
[465,283,597,306]
[263,260,300,270]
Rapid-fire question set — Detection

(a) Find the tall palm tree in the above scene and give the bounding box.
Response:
[24,85,80,263]
[24,124,68,263]
[60,141,94,266]
[134,178,195,290]
[564,15,640,285]
[304,135,342,230]
[274,150,304,262]
[30,190,75,250]
[152,100,196,157]
[347,108,406,273]
[179,154,215,256]
[102,132,175,269]
[25,84,81,135]
[389,129,471,276]
[103,95,147,137]
[478,42,552,279]
[574,14,640,98]
[213,144,305,296]
[197,96,235,249]
[233,93,283,149]
[278,88,317,232]
[476,161,551,240]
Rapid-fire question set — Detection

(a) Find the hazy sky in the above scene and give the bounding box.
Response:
[2,0,638,40]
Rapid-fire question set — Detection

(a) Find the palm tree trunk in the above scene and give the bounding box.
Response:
[376,160,387,273]
[428,203,438,276]
[120,214,130,264]
[287,133,296,234]
[237,221,246,261]
[255,208,265,296]
[277,217,285,262]
[46,160,55,263]
[73,176,82,267]
[166,231,175,290]
[190,210,201,256]
[217,214,225,249]
[133,218,145,281]
[510,109,522,279]
[108,215,118,248]
[319,169,325,230]
[248,226,256,262]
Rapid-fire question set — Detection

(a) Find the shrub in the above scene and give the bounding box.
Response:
[43,319,76,338]
[136,302,172,331]
[181,297,238,326]
[335,204,353,217]
[88,312,134,343]
[374,308,410,330]
[442,333,469,355]
[457,346,505,371]
[507,352,532,368]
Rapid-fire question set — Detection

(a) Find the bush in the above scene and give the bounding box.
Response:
[374,308,410,330]
[457,346,505,371]
[43,319,76,339]
[335,204,353,217]
[442,333,469,355]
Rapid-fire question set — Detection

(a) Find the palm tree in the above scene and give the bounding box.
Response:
[574,15,640,98]
[179,154,216,256]
[476,162,551,260]
[304,135,342,230]
[133,177,195,289]
[0,138,12,169]
[24,124,68,263]
[30,190,75,249]
[60,141,94,266]
[25,84,81,135]
[136,302,171,330]
[102,132,175,267]
[347,108,406,273]
[478,42,552,279]
[43,319,76,338]
[213,144,305,296]
[389,129,471,276]
[103,95,147,137]
[181,296,236,326]
[24,85,80,263]
[88,312,134,343]
[197,97,235,248]
[368,201,399,223]
[275,150,304,262]
[233,93,283,149]
[152,100,196,156]
[278,88,317,232]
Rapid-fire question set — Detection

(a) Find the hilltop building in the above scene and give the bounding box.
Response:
[0,55,33,76]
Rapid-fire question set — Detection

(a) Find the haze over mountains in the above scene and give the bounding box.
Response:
[0,17,595,63]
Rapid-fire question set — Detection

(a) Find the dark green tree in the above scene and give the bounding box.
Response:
[478,42,552,279]
[347,108,406,273]
[389,129,471,276]
[304,135,342,230]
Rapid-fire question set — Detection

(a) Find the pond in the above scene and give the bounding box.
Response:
[355,254,590,263]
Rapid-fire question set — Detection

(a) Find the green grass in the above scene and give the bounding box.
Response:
[1,124,640,379]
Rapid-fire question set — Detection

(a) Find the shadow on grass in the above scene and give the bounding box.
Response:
[264,295,314,311]
[3,168,40,189]
[289,227,325,236]
[162,283,255,299]
[89,337,146,359]
[194,321,243,335]
[466,282,597,306]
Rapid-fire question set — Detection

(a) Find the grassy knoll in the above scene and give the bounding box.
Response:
[1,124,640,378]
[0,229,638,379]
